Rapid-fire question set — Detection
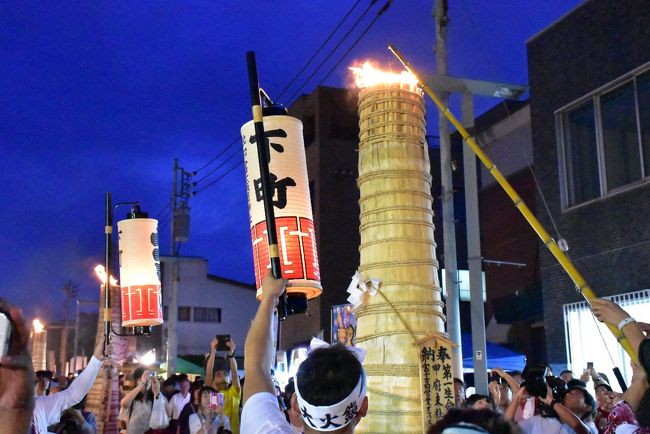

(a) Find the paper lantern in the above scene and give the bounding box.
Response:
[241,114,322,308]
[117,211,163,328]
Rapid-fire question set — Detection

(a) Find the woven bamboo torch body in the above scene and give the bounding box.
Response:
[356,82,445,433]
[86,282,128,434]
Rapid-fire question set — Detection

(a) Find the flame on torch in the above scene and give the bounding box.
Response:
[33,319,45,334]
[94,264,118,286]
[349,60,419,92]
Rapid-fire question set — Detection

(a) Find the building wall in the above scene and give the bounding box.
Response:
[283,86,360,348]
[156,256,258,359]
[527,0,650,366]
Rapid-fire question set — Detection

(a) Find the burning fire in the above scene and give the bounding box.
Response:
[33,319,45,333]
[349,61,419,91]
[94,264,118,286]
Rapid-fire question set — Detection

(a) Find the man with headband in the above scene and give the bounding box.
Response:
[241,271,368,434]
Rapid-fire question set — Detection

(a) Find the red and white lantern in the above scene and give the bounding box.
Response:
[241,114,322,301]
[117,214,163,327]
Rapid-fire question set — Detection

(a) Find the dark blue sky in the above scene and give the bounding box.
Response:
[0,1,583,321]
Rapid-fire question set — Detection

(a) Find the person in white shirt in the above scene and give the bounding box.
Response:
[506,381,597,434]
[168,375,192,430]
[240,271,368,434]
[33,336,109,434]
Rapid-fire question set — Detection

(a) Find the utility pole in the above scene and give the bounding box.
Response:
[166,158,192,375]
[462,93,488,394]
[434,0,463,381]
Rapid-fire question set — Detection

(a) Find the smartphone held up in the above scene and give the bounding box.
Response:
[0,311,12,360]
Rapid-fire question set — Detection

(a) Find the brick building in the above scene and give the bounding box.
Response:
[528,0,650,368]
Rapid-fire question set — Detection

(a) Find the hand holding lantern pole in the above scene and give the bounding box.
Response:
[246,51,288,320]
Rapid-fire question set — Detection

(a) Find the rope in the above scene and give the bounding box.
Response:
[359,219,435,231]
[364,363,421,377]
[358,171,432,184]
[359,190,432,202]
[359,258,438,270]
[355,330,422,344]
[367,387,421,403]
[356,304,445,320]
[360,237,436,249]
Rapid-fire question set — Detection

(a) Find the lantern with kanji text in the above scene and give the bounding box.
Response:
[117,207,163,330]
[241,112,322,313]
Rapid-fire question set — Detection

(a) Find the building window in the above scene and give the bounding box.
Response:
[178,306,192,321]
[558,66,650,208]
[193,307,221,323]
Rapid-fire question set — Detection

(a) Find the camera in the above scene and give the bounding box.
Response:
[490,371,503,384]
[0,311,12,360]
[215,335,231,352]
[521,363,567,401]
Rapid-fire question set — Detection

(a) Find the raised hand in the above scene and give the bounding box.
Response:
[0,299,34,434]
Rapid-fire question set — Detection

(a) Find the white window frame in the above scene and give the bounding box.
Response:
[563,289,650,388]
[555,61,650,211]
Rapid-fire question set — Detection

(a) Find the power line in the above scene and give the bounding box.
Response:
[153,203,171,219]
[192,146,241,187]
[192,158,244,196]
[277,0,364,100]
[313,0,393,94]
[193,141,241,184]
[285,0,381,105]
[156,205,172,222]
[192,137,240,175]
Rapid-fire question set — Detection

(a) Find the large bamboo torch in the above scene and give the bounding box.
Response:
[352,61,446,432]
[387,45,638,367]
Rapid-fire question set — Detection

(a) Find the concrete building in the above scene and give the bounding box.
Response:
[140,256,258,365]
[528,0,650,370]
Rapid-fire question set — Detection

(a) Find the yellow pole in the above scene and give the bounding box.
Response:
[387,44,638,364]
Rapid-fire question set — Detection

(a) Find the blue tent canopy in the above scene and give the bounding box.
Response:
[461,332,526,372]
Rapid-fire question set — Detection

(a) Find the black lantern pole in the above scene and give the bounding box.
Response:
[103,193,113,352]
[246,51,288,320]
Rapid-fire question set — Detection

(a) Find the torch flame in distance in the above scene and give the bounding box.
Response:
[33,319,45,333]
[94,264,118,286]
[349,60,419,91]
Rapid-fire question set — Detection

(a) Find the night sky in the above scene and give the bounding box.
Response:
[0,1,583,322]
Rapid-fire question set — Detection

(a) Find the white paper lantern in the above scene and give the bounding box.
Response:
[117,217,162,327]
[241,115,322,302]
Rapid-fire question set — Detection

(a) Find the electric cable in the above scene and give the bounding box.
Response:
[285,0,382,105]
[192,137,240,175]
[192,158,244,196]
[193,144,241,185]
[312,0,393,97]
[277,0,364,100]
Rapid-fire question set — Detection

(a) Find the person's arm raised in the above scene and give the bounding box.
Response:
[226,338,240,391]
[0,300,34,434]
[243,270,285,404]
[539,385,589,434]
[205,337,218,387]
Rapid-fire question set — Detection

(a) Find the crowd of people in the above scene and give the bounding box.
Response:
[1,272,649,434]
